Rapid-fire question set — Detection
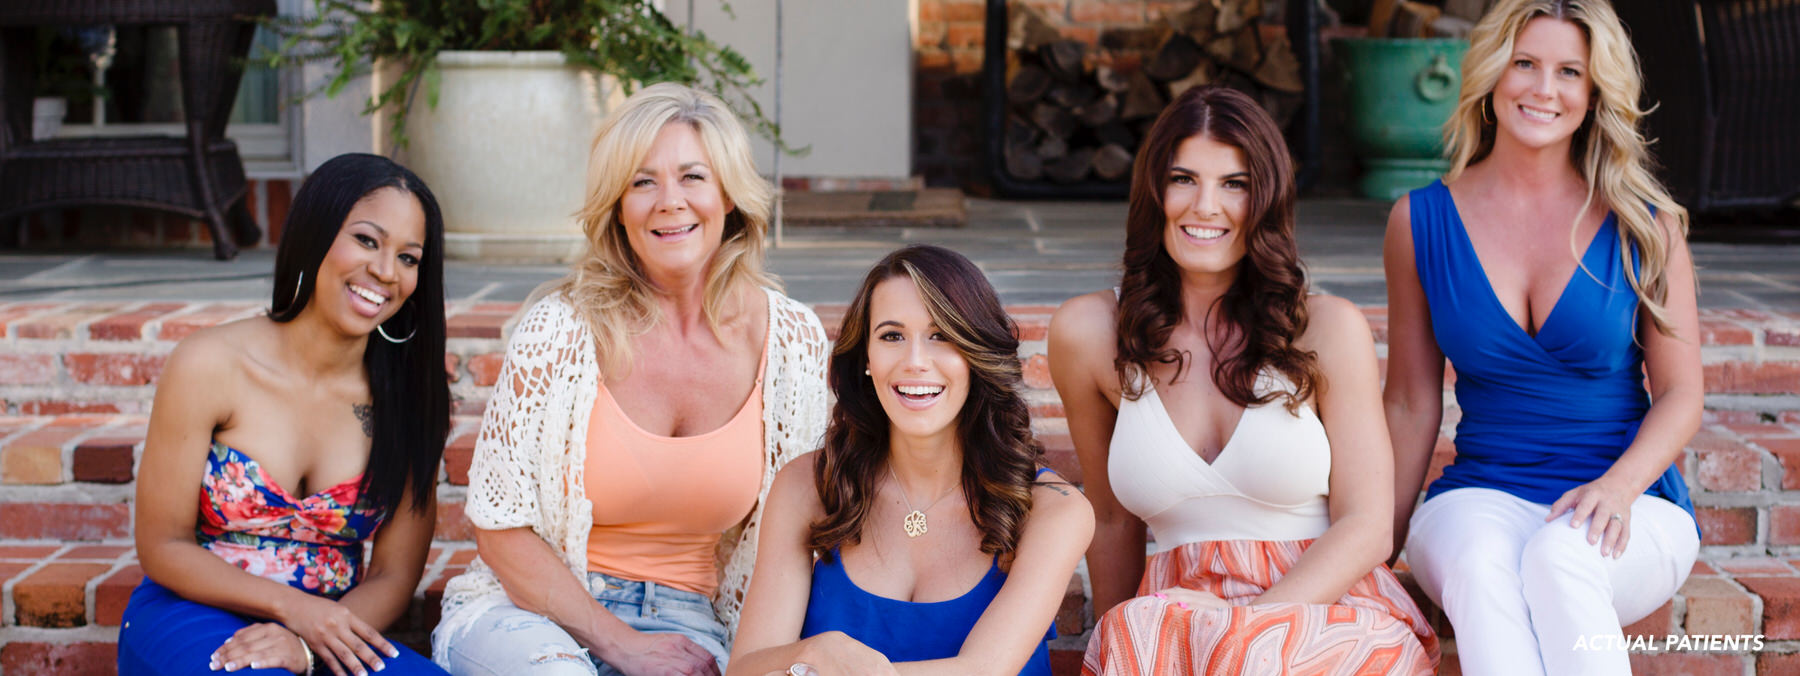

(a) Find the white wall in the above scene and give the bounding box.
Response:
[664,0,914,179]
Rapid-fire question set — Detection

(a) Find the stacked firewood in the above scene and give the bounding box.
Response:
[1003,0,1303,184]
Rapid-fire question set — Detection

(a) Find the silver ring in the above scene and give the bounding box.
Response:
[1609,513,1623,521]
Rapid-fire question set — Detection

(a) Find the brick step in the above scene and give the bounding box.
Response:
[2,301,1797,416]
[6,543,1800,675]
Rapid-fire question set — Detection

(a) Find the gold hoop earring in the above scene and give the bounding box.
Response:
[1481,98,1494,125]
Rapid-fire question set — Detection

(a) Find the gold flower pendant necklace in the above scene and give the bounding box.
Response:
[889,468,957,538]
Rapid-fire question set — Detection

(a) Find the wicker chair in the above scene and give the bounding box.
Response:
[0,0,275,260]
[1616,0,1800,214]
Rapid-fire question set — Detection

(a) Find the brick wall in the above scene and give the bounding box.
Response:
[4,179,296,253]
[1,301,1798,673]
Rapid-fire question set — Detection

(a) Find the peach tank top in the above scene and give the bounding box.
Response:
[583,336,767,596]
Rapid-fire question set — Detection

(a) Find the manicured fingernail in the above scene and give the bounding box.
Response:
[208,661,220,672]
[1178,602,1190,609]
[250,663,262,670]
[386,646,400,658]
[223,663,237,672]
[374,659,386,672]
[1153,593,1166,599]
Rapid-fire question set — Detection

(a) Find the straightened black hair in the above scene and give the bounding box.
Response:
[267,153,449,519]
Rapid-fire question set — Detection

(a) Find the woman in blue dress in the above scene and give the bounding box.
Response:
[1384,1,1701,674]
[726,245,1094,676]
[120,154,451,676]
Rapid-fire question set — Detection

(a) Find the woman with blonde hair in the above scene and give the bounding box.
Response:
[432,82,830,676]
[1384,1,1701,673]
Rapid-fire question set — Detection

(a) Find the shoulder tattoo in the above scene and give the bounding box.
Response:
[353,403,373,438]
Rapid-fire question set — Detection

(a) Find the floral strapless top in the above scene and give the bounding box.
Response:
[196,441,386,599]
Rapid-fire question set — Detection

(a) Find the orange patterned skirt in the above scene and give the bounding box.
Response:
[1082,539,1438,676]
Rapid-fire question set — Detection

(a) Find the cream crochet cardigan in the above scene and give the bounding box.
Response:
[434,288,829,656]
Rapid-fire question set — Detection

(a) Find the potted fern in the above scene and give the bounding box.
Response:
[271,0,777,261]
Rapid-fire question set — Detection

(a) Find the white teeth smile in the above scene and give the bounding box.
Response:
[1519,106,1559,122]
[1182,225,1226,240]
[653,224,698,236]
[897,385,944,397]
[348,284,388,306]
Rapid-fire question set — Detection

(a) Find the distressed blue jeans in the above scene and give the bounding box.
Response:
[435,571,729,676]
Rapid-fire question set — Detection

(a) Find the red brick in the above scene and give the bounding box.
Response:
[448,549,478,565]
[72,436,136,483]
[63,353,165,386]
[1727,422,1797,439]
[1056,571,1086,634]
[1049,649,1084,676]
[0,642,117,676]
[447,313,509,339]
[0,503,131,540]
[435,501,473,541]
[945,21,984,50]
[0,302,60,336]
[156,303,260,341]
[1692,560,1718,576]
[1787,411,1800,425]
[14,562,110,627]
[1695,444,1762,491]
[18,401,121,416]
[266,179,293,244]
[0,354,57,385]
[94,564,143,626]
[1762,438,1800,489]
[1622,599,1673,639]
[1717,557,1793,576]
[1698,318,1754,345]
[1023,354,1053,390]
[939,0,985,22]
[0,545,61,561]
[445,352,462,383]
[12,304,125,339]
[60,545,129,560]
[2,425,80,485]
[1695,507,1757,546]
[1029,402,1066,420]
[1771,505,1800,546]
[1738,576,1800,639]
[1767,327,1800,347]
[1704,362,1800,394]
[1041,433,1081,485]
[1016,315,1051,341]
[1627,652,1747,674]
[1681,576,1759,635]
[468,353,505,387]
[443,432,477,486]
[87,302,186,341]
[471,302,521,314]
[1758,652,1800,674]
[1423,436,1457,486]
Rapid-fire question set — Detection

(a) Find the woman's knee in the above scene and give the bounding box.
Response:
[440,606,596,676]
[1519,520,1608,585]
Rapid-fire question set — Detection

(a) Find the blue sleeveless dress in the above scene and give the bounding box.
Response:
[1408,180,1694,522]
[798,470,1057,675]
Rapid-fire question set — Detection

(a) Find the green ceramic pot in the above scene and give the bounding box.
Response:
[1334,38,1470,200]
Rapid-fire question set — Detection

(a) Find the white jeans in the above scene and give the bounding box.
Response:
[1405,487,1698,676]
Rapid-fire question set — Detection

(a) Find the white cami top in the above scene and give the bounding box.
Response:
[1108,369,1332,548]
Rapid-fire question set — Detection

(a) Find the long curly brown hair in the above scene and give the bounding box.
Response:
[1115,85,1319,411]
[810,245,1044,563]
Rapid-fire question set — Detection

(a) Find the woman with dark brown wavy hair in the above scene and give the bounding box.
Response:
[728,245,1093,676]
[1049,85,1436,675]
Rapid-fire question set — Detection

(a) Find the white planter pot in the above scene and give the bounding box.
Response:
[394,51,623,262]
[32,97,67,141]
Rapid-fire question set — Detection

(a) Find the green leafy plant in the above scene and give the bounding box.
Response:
[266,0,794,151]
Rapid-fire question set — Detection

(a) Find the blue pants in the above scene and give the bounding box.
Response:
[434,571,729,675]
[118,578,445,675]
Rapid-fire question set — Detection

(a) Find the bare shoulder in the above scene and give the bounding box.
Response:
[1300,294,1371,346]
[769,451,824,516]
[164,318,262,382]
[1050,290,1118,357]
[1027,469,1095,531]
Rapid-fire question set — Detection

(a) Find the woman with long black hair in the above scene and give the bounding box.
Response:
[120,153,451,676]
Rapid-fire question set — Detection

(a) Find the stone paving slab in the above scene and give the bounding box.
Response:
[0,198,1794,311]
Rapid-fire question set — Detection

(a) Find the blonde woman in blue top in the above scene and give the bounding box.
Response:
[1384,2,1702,674]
